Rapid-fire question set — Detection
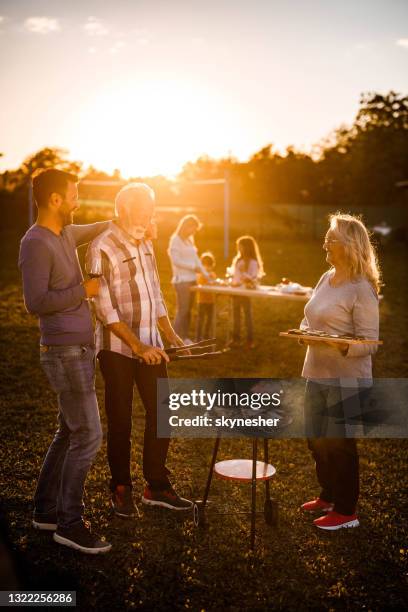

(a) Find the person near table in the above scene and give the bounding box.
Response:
[196,251,217,341]
[168,214,209,344]
[299,213,380,530]
[87,183,192,518]
[229,235,265,349]
[19,168,112,554]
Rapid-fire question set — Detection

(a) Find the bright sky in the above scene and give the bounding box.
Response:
[1,0,407,177]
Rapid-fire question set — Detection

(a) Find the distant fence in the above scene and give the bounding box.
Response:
[202,203,406,240]
[189,202,407,241]
[64,197,408,242]
[2,184,406,249]
[267,204,407,239]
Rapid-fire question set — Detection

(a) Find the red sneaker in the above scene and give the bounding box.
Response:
[141,486,192,511]
[313,511,359,530]
[111,485,139,518]
[301,498,334,513]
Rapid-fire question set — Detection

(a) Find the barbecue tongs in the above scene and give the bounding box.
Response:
[165,338,221,361]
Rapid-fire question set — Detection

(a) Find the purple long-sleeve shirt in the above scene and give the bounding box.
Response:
[18,221,110,346]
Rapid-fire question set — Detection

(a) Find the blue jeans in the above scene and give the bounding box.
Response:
[173,281,195,339]
[34,345,102,528]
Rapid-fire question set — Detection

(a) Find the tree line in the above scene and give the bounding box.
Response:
[1,91,407,230]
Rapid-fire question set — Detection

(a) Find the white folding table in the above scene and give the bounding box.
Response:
[190,284,313,342]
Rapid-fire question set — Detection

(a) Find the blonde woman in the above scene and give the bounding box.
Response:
[300,213,380,530]
[168,215,208,343]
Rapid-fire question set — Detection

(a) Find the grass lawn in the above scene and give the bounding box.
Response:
[0,220,407,610]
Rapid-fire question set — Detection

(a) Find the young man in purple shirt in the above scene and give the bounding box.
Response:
[18,168,111,554]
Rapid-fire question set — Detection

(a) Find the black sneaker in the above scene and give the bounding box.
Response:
[32,510,57,531]
[53,521,112,554]
[111,485,140,518]
[141,486,193,511]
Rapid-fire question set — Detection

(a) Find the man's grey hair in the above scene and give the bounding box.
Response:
[114,182,155,218]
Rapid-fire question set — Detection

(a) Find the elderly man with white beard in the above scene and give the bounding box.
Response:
[86,183,192,517]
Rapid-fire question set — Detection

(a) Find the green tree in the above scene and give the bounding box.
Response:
[0,147,82,229]
[317,92,408,207]
[1,147,81,193]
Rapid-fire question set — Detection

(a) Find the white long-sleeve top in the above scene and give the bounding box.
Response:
[168,234,206,283]
[232,258,260,285]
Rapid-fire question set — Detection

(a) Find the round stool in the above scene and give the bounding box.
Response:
[193,438,278,549]
[214,459,276,481]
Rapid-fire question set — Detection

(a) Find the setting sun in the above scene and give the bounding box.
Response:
[69,77,238,177]
[1,1,407,609]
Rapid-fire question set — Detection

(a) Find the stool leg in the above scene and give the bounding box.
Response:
[263,438,279,527]
[264,438,271,502]
[202,436,221,507]
[250,438,258,550]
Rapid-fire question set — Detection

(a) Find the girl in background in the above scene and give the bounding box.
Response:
[229,235,264,349]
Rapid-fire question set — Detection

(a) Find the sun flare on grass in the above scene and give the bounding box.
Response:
[70,77,236,178]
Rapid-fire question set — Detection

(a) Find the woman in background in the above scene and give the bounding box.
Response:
[168,215,208,344]
[229,235,264,349]
[300,213,380,530]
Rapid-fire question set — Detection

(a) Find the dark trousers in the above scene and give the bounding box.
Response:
[305,380,363,515]
[196,303,215,341]
[307,438,359,515]
[98,350,171,492]
[232,296,253,342]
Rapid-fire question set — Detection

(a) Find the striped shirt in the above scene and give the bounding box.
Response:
[86,222,167,358]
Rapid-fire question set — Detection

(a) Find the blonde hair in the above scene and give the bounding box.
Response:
[232,235,265,278]
[329,213,381,293]
[172,214,203,244]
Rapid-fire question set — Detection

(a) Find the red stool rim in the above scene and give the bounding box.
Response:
[214,459,276,482]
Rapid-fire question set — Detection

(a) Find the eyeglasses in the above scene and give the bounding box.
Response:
[323,239,341,246]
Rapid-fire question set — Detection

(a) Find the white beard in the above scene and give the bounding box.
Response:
[127,225,146,240]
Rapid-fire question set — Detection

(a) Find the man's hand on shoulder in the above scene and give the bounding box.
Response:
[83,278,100,299]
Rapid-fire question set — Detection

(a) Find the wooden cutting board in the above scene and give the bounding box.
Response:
[279,331,383,345]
